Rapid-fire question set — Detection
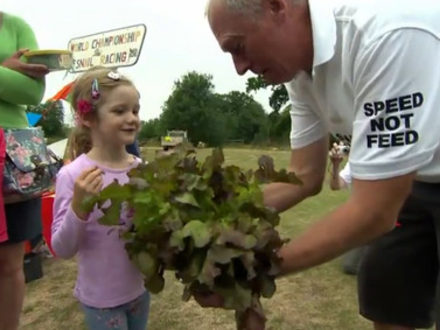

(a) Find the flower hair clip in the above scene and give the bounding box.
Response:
[77,99,93,116]
[107,71,120,81]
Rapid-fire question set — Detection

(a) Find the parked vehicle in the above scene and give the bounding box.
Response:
[160,130,188,150]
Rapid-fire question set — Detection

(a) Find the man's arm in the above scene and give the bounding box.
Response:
[263,136,328,212]
[278,172,414,275]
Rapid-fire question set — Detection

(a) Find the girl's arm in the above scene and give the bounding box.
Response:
[51,167,87,259]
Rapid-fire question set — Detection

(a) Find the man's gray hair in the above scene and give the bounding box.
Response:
[206,0,303,18]
[205,0,263,18]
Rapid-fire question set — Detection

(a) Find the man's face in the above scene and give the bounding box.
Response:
[208,0,312,84]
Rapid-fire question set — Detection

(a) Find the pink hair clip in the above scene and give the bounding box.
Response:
[77,99,93,116]
[91,78,100,100]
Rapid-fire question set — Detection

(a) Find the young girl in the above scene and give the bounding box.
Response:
[51,67,150,330]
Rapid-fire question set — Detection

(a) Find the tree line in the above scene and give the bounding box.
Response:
[139,71,291,147]
[30,71,292,147]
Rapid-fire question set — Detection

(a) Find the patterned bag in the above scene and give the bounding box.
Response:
[2,127,63,204]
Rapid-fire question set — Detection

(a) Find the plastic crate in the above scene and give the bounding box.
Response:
[41,193,56,256]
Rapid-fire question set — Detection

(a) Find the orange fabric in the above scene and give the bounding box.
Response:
[49,81,75,101]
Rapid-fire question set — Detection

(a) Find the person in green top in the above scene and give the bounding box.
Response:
[0,11,49,330]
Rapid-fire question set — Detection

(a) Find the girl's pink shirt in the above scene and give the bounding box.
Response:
[51,153,145,308]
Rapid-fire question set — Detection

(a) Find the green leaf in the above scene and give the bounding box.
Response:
[259,275,276,298]
[151,180,176,196]
[207,245,244,264]
[133,191,154,204]
[97,202,121,226]
[198,258,222,286]
[99,181,132,200]
[169,230,186,251]
[239,252,256,280]
[201,148,225,179]
[216,229,257,249]
[162,214,182,231]
[181,220,211,248]
[176,250,206,283]
[216,282,252,311]
[133,251,157,278]
[81,195,99,213]
[128,177,149,190]
[175,192,200,207]
[144,273,165,294]
[180,173,207,191]
[254,154,302,185]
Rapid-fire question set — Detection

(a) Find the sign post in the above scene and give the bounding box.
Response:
[67,24,146,73]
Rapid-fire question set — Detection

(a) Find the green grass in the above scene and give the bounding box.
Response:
[21,147,372,330]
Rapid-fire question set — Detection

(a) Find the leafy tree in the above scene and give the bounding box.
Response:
[246,76,289,113]
[269,105,291,144]
[160,71,228,146]
[138,118,163,141]
[27,100,66,138]
[218,91,269,144]
[246,76,291,145]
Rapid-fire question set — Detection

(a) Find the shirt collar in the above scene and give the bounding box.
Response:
[308,0,337,71]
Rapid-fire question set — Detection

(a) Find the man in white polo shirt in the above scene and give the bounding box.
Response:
[205,0,440,329]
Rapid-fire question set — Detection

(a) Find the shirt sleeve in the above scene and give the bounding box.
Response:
[339,162,352,186]
[0,15,45,105]
[349,29,440,180]
[286,73,328,149]
[51,166,87,259]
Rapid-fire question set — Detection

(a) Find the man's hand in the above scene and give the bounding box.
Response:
[71,167,103,220]
[1,49,49,78]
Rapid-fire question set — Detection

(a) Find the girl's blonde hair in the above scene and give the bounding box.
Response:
[66,67,135,160]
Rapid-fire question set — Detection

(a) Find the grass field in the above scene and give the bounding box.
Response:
[20,147,373,330]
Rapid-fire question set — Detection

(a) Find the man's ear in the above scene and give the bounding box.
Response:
[262,0,289,25]
[265,0,288,16]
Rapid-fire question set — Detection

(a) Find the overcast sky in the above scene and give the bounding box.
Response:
[2,0,271,121]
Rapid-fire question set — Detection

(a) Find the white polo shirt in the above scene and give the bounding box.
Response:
[287,0,440,182]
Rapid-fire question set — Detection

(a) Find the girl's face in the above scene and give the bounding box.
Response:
[89,84,141,147]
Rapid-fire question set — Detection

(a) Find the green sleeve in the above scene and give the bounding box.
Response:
[0,15,45,105]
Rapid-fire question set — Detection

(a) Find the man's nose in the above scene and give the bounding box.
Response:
[232,55,250,76]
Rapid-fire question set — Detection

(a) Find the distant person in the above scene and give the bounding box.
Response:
[328,142,366,275]
[126,139,141,157]
[0,11,49,330]
[51,68,150,330]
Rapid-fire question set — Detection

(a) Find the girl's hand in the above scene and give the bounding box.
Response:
[1,49,49,78]
[71,167,103,220]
